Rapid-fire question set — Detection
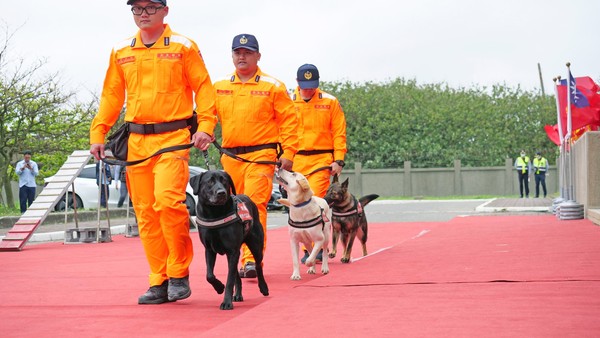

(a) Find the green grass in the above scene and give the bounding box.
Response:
[0,205,21,217]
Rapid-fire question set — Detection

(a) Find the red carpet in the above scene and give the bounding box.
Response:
[1,215,600,337]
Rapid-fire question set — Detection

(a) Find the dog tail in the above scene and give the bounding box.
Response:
[359,194,379,207]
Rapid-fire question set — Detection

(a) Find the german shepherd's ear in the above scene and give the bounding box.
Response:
[341,178,350,190]
[332,174,339,183]
[223,171,237,196]
[190,172,204,195]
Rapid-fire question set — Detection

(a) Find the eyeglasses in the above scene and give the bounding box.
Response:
[131,5,164,16]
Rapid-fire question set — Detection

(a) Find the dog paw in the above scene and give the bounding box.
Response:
[233,294,243,302]
[305,260,315,268]
[307,267,316,274]
[328,253,336,258]
[322,268,329,275]
[340,257,350,264]
[290,274,302,280]
[220,302,234,310]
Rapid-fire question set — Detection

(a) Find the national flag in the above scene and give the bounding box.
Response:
[556,75,600,135]
[544,124,561,146]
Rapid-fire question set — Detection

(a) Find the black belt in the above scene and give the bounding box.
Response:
[128,117,191,135]
[296,149,333,156]
[223,143,278,155]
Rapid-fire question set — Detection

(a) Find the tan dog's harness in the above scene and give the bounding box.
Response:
[195,196,253,235]
[287,199,329,230]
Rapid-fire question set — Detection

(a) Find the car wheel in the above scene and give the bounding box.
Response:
[185,193,196,216]
[54,193,84,211]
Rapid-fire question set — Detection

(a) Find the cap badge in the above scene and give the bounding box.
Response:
[303,71,313,80]
[240,36,248,45]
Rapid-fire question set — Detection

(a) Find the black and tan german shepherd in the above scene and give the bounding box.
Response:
[324,175,379,263]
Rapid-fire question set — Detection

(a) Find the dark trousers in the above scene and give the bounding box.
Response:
[19,186,36,213]
[535,173,547,198]
[118,183,129,208]
[517,171,529,198]
[99,184,110,208]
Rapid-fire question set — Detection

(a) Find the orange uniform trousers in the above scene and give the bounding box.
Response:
[126,129,193,287]
[292,153,334,198]
[221,149,276,266]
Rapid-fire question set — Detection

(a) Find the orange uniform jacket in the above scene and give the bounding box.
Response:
[214,67,298,162]
[90,24,217,148]
[292,87,347,197]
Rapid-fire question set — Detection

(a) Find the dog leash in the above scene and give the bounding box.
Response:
[211,140,281,167]
[304,166,332,177]
[102,143,194,166]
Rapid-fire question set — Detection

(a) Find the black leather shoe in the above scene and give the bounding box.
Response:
[168,276,191,301]
[240,262,257,278]
[138,280,170,305]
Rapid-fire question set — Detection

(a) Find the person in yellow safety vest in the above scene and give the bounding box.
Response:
[514,150,532,198]
[533,151,549,198]
[90,0,217,305]
[214,34,299,278]
[290,64,347,264]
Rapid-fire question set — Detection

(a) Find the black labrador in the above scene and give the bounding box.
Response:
[190,170,269,310]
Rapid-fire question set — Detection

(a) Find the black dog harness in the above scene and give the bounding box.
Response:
[195,196,253,235]
[332,196,364,218]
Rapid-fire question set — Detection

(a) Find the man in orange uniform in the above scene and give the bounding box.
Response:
[291,64,347,263]
[90,0,217,304]
[214,34,298,278]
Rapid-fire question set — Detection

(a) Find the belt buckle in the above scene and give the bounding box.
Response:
[143,124,155,134]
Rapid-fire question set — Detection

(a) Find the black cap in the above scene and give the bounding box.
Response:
[297,64,320,89]
[23,150,32,155]
[127,0,166,5]
[232,34,259,51]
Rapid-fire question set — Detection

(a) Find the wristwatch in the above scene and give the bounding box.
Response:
[335,160,345,168]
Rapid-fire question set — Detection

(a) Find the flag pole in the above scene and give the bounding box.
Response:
[553,77,566,200]
[565,62,574,202]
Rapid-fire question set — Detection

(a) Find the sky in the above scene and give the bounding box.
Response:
[2,0,599,104]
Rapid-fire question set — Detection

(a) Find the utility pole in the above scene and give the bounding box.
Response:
[538,62,545,97]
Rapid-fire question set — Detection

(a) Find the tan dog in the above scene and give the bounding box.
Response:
[275,168,332,280]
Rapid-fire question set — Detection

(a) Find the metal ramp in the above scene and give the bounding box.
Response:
[0,150,92,251]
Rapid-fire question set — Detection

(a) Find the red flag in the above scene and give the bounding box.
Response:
[544,124,561,146]
[556,76,600,135]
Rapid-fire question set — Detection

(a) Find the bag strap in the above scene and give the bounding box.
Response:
[102,143,193,166]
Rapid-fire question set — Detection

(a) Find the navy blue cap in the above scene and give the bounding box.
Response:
[127,0,166,5]
[297,64,320,89]
[232,34,259,51]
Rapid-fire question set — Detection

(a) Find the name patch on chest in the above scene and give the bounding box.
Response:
[217,89,233,95]
[117,56,135,65]
[314,104,331,109]
[251,90,271,97]
[157,53,183,59]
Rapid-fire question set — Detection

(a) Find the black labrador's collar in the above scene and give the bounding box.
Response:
[332,195,363,218]
[195,196,253,232]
